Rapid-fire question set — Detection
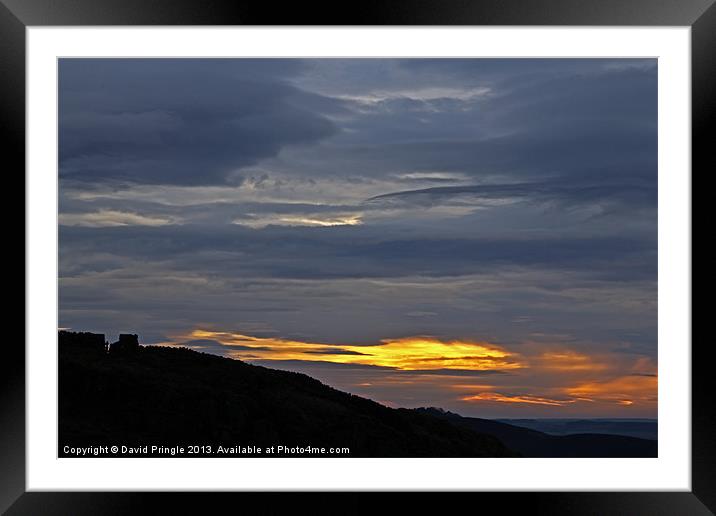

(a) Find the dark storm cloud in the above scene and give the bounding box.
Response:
[327,123,655,184]
[59,59,341,186]
[282,60,656,198]
[59,58,656,191]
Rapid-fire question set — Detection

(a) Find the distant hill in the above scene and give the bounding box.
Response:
[495,418,657,441]
[415,408,657,458]
[58,332,515,458]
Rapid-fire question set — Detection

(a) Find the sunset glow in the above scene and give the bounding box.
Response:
[159,328,658,415]
[461,392,576,407]
[170,329,523,372]
[565,375,657,405]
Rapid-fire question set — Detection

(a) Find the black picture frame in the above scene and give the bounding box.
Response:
[3,0,710,513]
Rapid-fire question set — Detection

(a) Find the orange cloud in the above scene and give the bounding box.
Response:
[535,350,609,372]
[564,374,657,405]
[460,374,657,409]
[461,392,578,406]
[353,336,523,371]
[162,329,657,415]
[169,329,523,372]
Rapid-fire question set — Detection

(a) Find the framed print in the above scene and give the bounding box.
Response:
[5,0,711,513]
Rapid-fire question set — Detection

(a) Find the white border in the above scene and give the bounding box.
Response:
[27,27,691,491]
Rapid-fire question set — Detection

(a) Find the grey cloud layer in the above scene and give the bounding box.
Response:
[59,223,655,281]
[60,59,342,186]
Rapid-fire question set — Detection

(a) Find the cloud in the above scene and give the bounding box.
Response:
[461,392,576,406]
[164,329,523,373]
[60,59,340,187]
[367,177,656,212]
[59,223,656,283]
[232,213,363,229]
[59,210,176,227]
[565,375,658,404]
[183,328,657,416]
[302,348,370,356]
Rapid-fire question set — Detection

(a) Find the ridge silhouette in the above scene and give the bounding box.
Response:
[59,331,514,457]
[58,331,656,458]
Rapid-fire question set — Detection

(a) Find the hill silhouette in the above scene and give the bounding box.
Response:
[58,331,515,457]
[415,408,657,458]
[495,418,657,440]
[58,331,656,458]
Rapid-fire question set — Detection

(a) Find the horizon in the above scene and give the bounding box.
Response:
[59,58,657,419]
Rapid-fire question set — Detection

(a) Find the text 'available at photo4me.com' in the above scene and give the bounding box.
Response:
[61,444,351,457]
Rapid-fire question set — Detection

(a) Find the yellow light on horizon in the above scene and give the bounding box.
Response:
[160,328,657,412]
[171,329,523,372]
[461,392,572,406]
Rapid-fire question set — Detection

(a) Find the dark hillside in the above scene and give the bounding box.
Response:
[59,332,515,458]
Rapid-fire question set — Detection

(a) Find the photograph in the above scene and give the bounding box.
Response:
[57,57,658,459]
[6,0,708,507]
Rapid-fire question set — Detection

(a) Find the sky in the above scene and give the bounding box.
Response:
[58,58,658,418]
